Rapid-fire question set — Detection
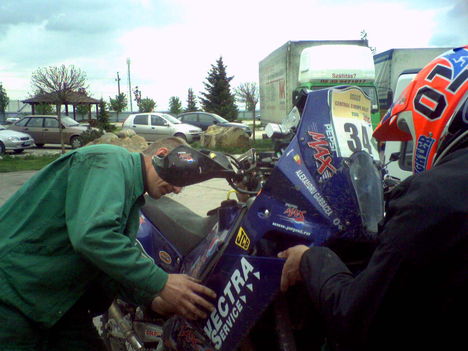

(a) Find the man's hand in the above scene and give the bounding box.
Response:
[278,245,310,292]
[156,274,216,320]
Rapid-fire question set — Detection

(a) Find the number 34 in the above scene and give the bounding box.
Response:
[344,123,373,154]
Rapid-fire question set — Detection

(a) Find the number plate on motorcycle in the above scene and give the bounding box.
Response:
[330,88,379,160]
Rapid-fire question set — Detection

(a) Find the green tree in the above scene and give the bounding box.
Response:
[138,97,156,112]
[185,88,198,112]
[76,104,90,120]
[169,96,183,116]
[109,93,128,122]
[36,103,54,115]
[31,64,87,153]
[0,83,10,121]
[96,99,114,132]
[236,82,259,139]
[200,57,238,121]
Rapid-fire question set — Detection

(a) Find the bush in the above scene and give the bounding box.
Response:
[80,129,104,145]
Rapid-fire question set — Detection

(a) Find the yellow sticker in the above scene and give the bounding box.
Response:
[235,227,250,251]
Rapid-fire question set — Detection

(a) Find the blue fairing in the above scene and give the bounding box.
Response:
[241,89,372,252]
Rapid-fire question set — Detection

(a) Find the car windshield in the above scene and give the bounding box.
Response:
[213,114,229,123]
[162,114,181,124]
[61,116,80,127]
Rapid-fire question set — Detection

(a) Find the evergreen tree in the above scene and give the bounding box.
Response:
[0,83,10,120]
[169,96,183,116]
[200,57,238,121]
[96,99,114,131]
[185,88,198,112]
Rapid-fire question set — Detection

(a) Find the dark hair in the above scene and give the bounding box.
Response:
[142,137,188,156]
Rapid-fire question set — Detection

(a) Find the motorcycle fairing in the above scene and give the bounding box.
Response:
[238,88,375,253]
[138,213,183,273]
[166,255,284,351]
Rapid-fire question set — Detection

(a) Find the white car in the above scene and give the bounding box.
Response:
[122,113,202,142]
[0,125,35,154]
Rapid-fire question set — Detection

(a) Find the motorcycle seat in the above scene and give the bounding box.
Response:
[141,195,218,256]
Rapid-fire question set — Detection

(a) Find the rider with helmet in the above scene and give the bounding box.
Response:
[279,46,467,350]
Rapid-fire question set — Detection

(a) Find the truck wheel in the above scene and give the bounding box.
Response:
[174,133,187,142]
[70,136,83,149]
[0,141,5,155]
[35,143,45,148]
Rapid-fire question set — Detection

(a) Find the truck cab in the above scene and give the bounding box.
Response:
[297,44,380,129]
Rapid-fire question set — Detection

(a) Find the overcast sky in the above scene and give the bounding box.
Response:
[0,0,466,110]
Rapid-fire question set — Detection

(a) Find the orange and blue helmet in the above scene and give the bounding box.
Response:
[373,46,468,173]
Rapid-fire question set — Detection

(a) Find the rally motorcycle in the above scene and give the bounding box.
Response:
[100,86,385,351]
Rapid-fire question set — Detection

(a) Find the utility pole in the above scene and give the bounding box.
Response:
[126,58,132,112]
[115,72,121,95]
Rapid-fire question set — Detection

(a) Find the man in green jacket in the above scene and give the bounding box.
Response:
[0,136,216,350]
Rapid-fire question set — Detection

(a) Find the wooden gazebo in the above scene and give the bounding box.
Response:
[22,91,101,121]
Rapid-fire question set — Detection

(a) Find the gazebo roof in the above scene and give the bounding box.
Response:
[22,91,101,104]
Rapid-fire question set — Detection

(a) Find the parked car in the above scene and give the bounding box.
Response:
[5,117,21,125]
[177,112,252,136]
[122,113,202,142]
[9,115,90,148]
[0,125,35,155]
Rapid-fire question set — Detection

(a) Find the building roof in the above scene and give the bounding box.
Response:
[22,91,101,104]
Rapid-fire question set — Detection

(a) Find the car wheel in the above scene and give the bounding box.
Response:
[70,136,83,149]
[174,133,187,142]
[0,141,5,155]
[13,149,24,154]
[35,143,45,148]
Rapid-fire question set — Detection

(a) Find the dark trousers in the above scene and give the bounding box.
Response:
[0,299,106,351]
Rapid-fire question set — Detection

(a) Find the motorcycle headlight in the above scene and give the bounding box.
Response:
[348,151,384,234]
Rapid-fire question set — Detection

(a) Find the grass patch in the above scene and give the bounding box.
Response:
[0,154,60,172]
[191,138,273,154]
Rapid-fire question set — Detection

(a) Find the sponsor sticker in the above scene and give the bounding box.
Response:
[414,135,435,173]
[158,250,172,265]
[283,205,306,223]
[203,257,260,350]
[235,227,250,251]
[177,151,194,163]
[293,154,302,165]
[307,131,337,179]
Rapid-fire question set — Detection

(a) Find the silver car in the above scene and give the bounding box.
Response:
[122,113,202,142]
[0,125,35,155]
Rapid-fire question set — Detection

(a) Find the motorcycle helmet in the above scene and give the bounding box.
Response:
[373,46,468,173]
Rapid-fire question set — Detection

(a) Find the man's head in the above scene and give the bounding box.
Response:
[142,137,188,199]
[373,46,467,173]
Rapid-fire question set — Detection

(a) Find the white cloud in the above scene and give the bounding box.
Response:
[1,0,466,110]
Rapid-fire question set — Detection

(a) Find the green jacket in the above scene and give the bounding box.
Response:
[0,144,168,327]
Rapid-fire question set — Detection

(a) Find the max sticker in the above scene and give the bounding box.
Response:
[283,205,306,223]
[307,131,337,179]
[235,227,250,251]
